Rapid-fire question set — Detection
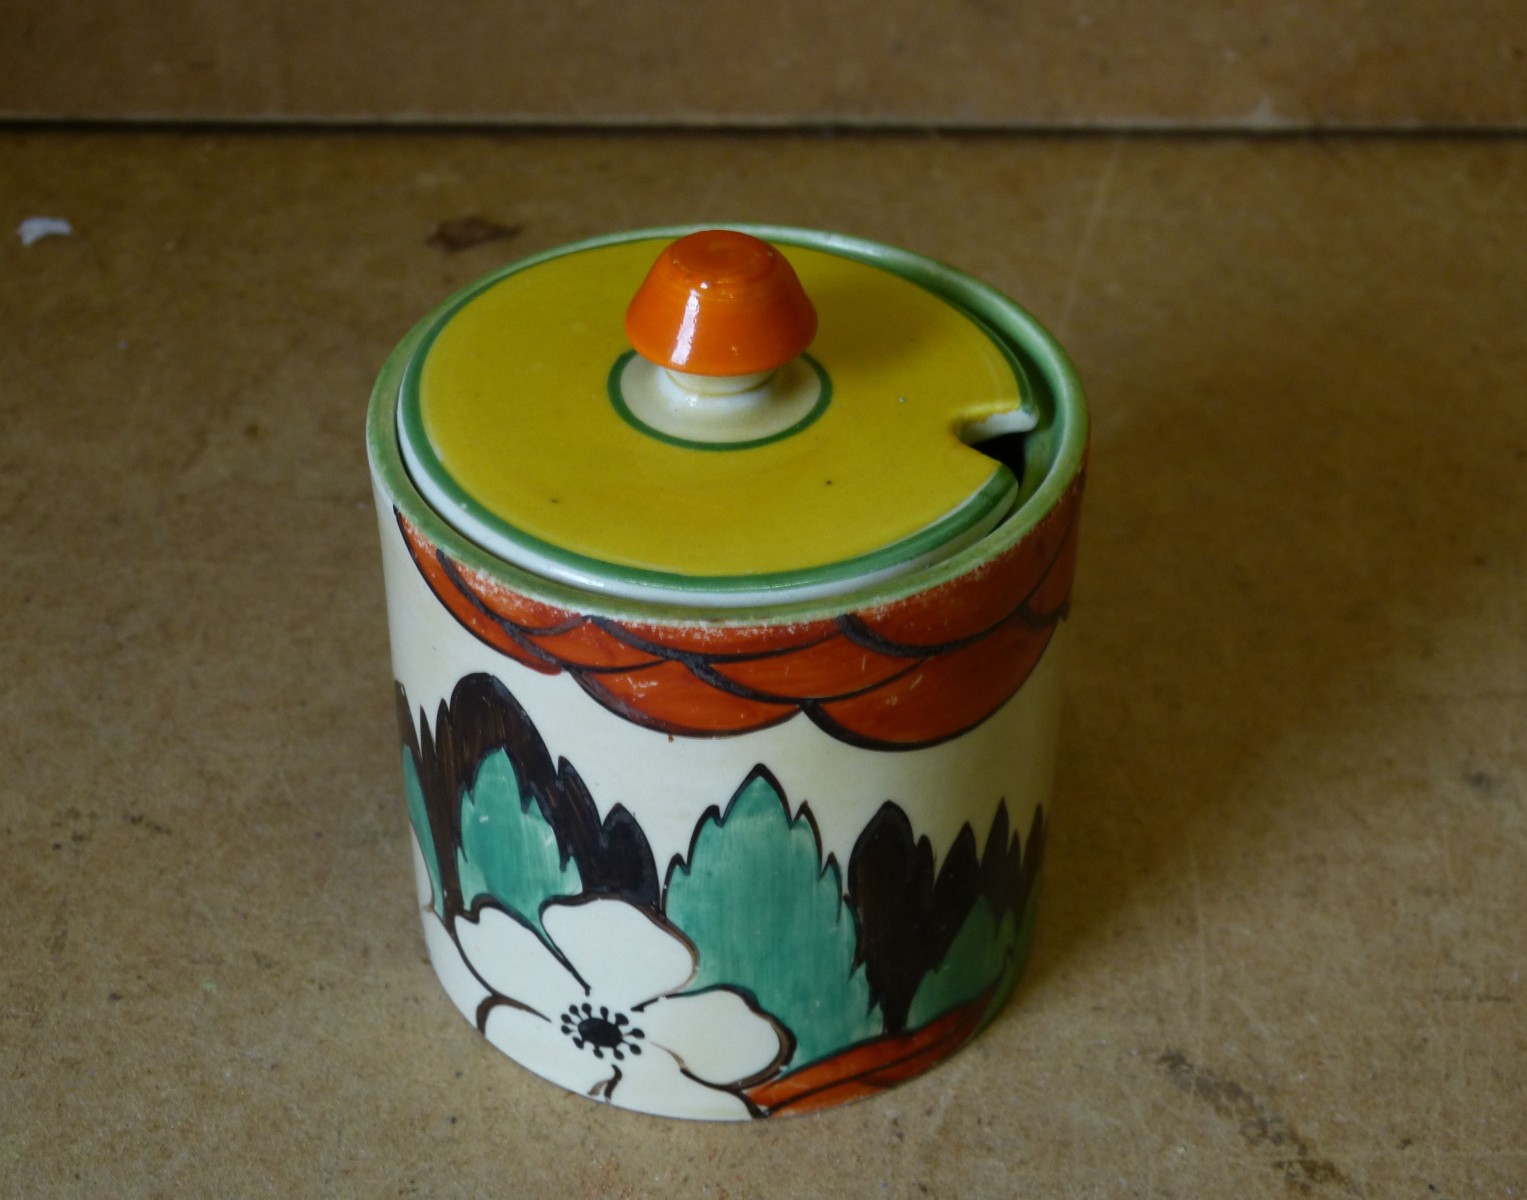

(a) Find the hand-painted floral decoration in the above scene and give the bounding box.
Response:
[399,674,1047,1118]
[452,899,789,1118]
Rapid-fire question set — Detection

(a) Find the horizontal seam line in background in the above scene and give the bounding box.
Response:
[1,115,1526,140]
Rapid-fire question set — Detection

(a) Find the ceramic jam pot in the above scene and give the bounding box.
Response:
[367,226,1087,1120]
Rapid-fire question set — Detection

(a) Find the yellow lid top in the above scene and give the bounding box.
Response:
[396,230,1032,604]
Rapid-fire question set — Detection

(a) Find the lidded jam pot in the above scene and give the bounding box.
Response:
[368,226,1087,1120]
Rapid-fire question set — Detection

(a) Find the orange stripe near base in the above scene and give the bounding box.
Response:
[745,994,988,1116]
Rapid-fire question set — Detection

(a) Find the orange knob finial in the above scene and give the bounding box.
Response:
[625,230,817,376]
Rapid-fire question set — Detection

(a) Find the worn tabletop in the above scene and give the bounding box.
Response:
[1,131,1523,1198]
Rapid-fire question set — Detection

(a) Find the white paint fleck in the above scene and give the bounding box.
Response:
[18,217,73,246]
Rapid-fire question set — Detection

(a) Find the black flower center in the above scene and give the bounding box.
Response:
[560,1002,645,1061]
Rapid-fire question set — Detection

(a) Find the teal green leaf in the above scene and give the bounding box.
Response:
[456,749,581,937]
[979,889,1041,1030]
[665,770,881,1067]
[907,885,1042,1031]
[906,896,1009,1029]
[402,749,443,917]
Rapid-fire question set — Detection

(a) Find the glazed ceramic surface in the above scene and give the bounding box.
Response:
[368,226,1087,1120]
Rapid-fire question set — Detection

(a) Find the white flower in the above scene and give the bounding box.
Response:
[450,897,787,1120]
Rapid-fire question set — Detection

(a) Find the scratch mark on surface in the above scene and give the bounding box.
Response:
[1188,841,1208,1065]
[1116,1053,1162,1200]
[1156,1050,1361,1195]
[1057,137,1123,340]
[1436,802,1458,897]
[275,765,300,810]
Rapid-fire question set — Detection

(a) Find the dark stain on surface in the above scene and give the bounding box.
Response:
[1463,769,1497,795]
[427,216,522,253]
[1156,1050,1360,1196]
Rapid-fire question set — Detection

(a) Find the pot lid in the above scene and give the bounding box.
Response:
[396,227,1038,606]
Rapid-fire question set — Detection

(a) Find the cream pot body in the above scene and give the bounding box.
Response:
[367,226,1087,1120]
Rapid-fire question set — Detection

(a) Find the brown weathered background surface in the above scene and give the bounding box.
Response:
[4,0,1526,128]
[3,4,1525,1198]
